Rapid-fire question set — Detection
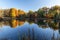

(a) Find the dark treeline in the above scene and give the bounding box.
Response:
[0,5,60,19]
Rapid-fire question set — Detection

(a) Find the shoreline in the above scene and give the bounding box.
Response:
[0,17,60,21]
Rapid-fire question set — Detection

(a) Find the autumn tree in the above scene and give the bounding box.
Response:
[9,8,18,18]
[37,7,49,18]
[9,20,18,28]
[4,9,10,17]
[49,5,60,19]
[18,10,26,19]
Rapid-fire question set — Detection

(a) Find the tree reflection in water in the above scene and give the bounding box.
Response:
[0,19,60,40]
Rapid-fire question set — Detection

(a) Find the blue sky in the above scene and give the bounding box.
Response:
[0,0,60,12]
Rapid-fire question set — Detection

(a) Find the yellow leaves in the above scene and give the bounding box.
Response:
[15,9,18,16]
[0,10,4,17]
[11,10,16,17]
[52,5,60,9]
[19,21,25,26]
[11,20,18,28]
[9,8,26,18]
[18,10,25,15]
[45,13,54,18]
[10,8,18,17]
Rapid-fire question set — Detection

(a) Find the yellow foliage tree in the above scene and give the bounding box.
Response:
[9,8,18,18]
[10,20,18,28]
[18,10,25,15]
[19,21,25,26]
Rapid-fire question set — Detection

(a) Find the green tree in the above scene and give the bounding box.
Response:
[49,5,60,19]
[37,7,49,18]
[27,10,34,18]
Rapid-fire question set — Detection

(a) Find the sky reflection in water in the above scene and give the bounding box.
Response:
[0,20,60,40]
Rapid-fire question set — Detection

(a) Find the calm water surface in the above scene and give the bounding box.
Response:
[0,19,60,40]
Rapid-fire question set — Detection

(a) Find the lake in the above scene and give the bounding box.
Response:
[0,19,60,40]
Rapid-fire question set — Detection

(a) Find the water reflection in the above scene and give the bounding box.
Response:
[0,19,60,40]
